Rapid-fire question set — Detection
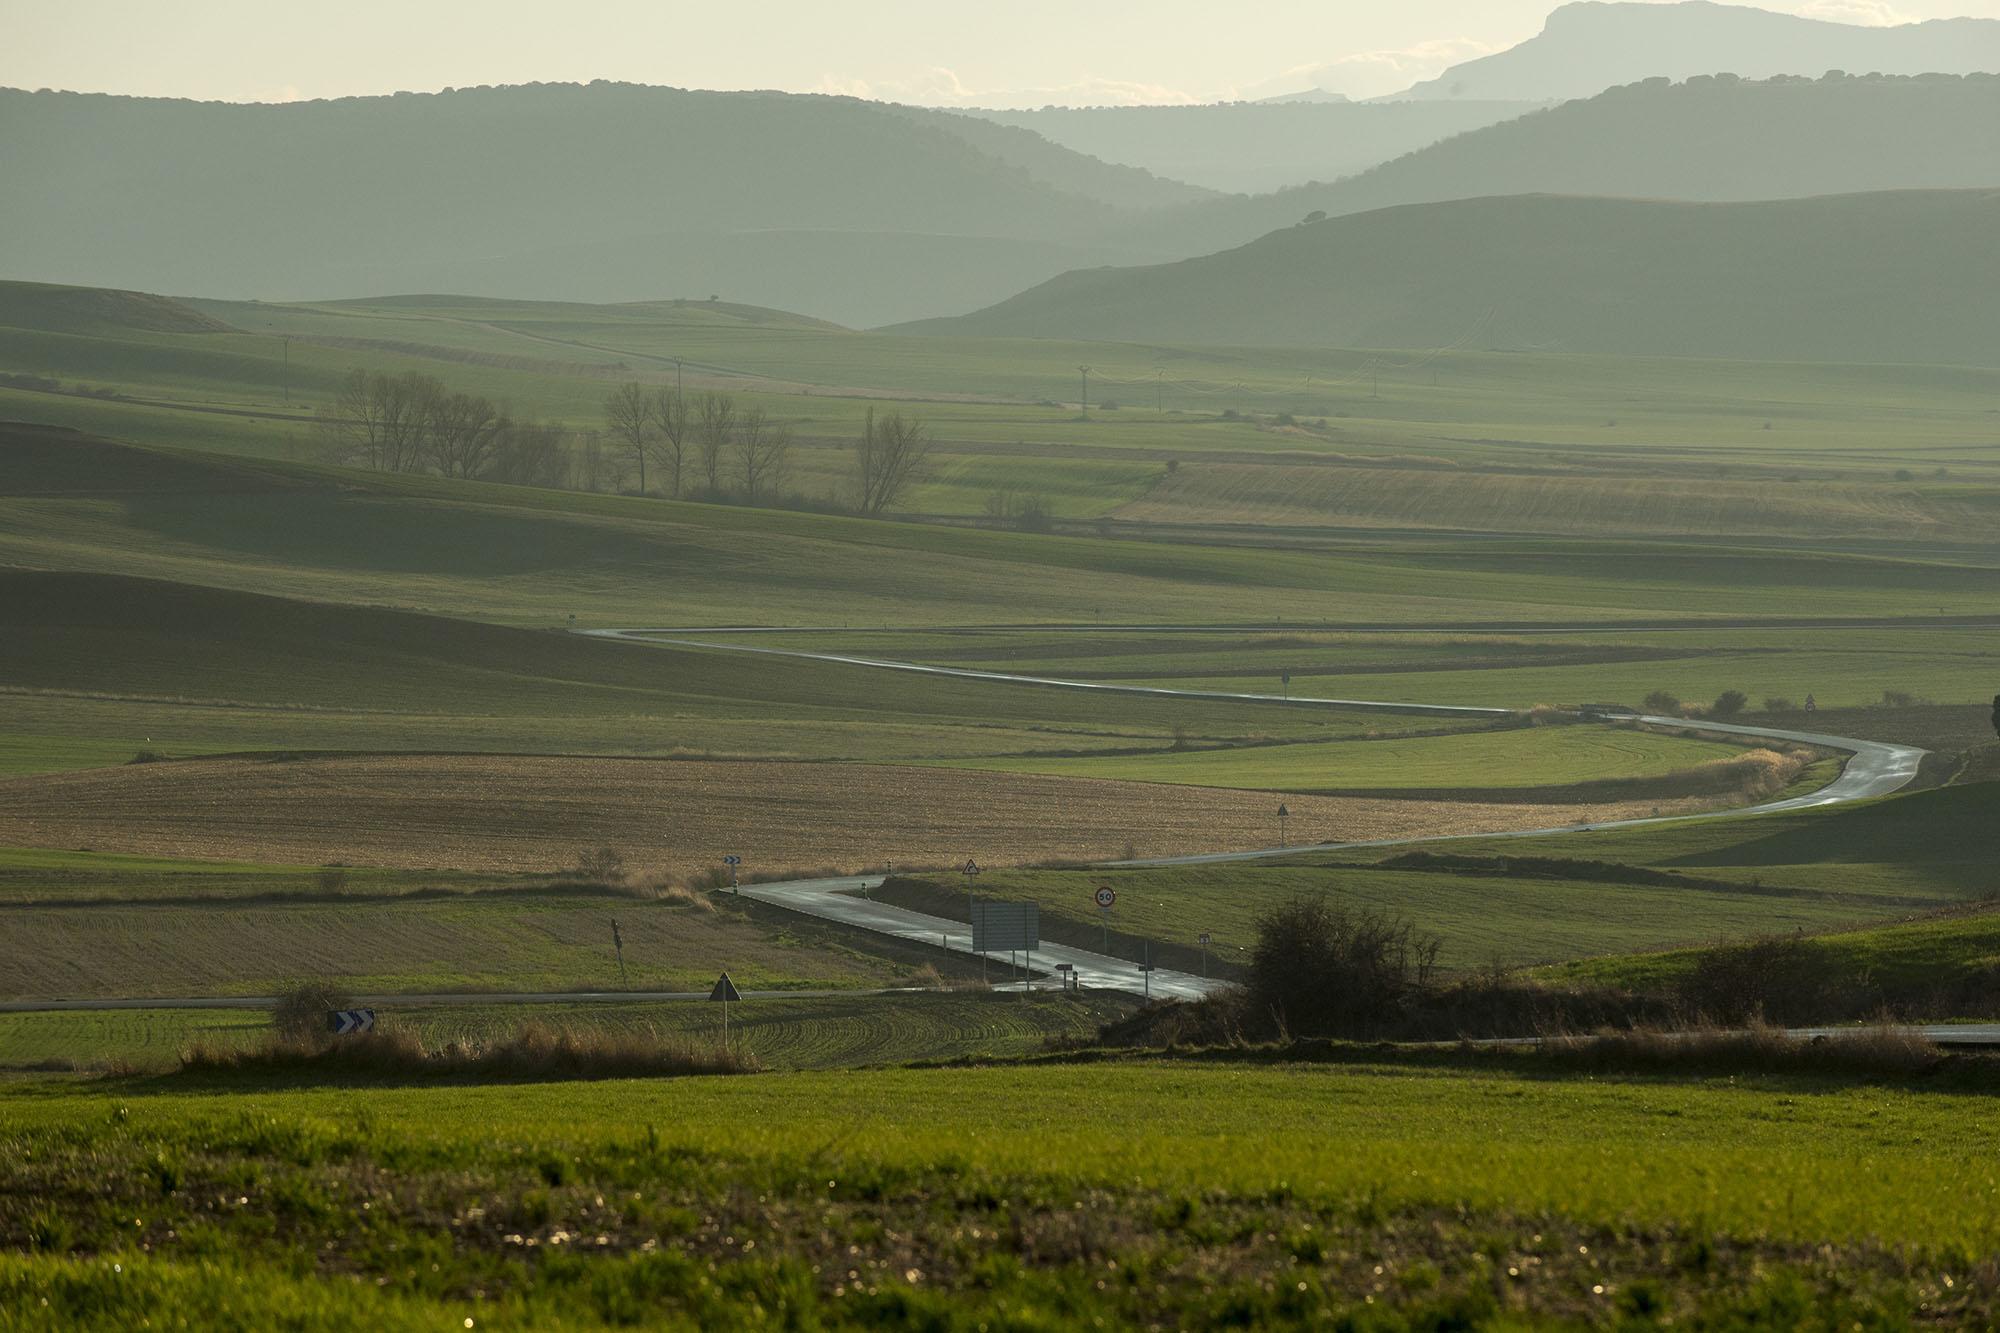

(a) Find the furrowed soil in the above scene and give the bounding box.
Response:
[0,754,1711,874]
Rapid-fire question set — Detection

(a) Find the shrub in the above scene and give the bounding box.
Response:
[1246,896,1440,1039]
[1762,697,1799,713]
[573,847,627,883]
[1709,690,1749,717]
[271,981,355,1045]
[1641,690,1682,714]
[126,750,165,765]
[1673,935,1861,1025]
[182,1021,754,1080]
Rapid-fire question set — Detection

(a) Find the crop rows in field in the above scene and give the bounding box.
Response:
[0,992,1132,1072]
[0,753,1736,875]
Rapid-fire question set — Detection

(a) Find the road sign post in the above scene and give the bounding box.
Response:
[708,971,742,1045]
[1055,962,1074,993]
[1198,931,1212,979]
[611,918,627,987]
[722,854,741,891]
[1094,885,1116,951]
[1277,803,1290,849]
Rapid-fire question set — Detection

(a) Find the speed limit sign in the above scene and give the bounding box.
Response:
[1094,886,1116,909]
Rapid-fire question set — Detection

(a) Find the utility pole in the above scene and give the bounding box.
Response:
[1078,366,1091,418]
[675,357,683,399]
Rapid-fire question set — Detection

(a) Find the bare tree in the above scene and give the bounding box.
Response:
[428,392,509,479]
[376,371,445,473]
[574,427,628,494]
[482,419,571,488]
[317,369,440,472]
[734,407,791,503]
[649,387,690,498]
[317,368,389,469]
[853,407,934,514]
[694,391,736,493]
[604,382,653,494]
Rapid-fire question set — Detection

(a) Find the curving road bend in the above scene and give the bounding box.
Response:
[587,628,1928,1000]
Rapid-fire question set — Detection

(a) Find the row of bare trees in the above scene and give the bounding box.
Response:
[606,384,933,512]
[318,369,567,486]
[605,385,794,502]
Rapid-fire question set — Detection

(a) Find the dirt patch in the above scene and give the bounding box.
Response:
[0,754,1711,875]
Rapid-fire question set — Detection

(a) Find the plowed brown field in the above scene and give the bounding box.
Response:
[0,754,1707,875]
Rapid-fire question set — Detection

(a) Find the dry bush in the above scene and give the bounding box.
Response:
[1246,896,1440,1039]
[903,962,990,993]
[654,882,717,912]
[181,1021,754,1080]
[270,980,355,1045]
[1684,748,1807,801]
[1675,933,1858,1025]
[571,847,627,884]
[1540,1023,1941,1077]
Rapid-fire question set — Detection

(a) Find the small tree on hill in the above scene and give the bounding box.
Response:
[1709,690,1749,718]
[694,392,736,493]
[604,382,653,494]
[853,407,934,515]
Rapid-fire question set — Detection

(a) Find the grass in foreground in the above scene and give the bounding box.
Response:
[3,1055,1997,1328]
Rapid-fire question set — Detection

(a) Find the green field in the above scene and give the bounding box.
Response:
[950,721,1749,794]
[812,623,2000,714]
[880,781,2000,973]
[2,1056,1996,1327]
[11,281,2000,560]
[1545,899,2000,1000]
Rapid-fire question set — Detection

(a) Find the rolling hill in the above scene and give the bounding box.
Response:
[1395,0,2000,103]
[903,189,2000,363]
[961,102,1541,194]
[1137,71,2000,258]
[0,82,1208,328]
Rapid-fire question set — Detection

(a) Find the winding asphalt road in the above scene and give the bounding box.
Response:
[587,627,1928,1003]
[7,627,1932,1027]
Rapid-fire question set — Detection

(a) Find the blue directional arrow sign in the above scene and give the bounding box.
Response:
[328,1008,375,1036]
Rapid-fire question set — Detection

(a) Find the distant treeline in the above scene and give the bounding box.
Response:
[316,369,570,486]
[316,368,934,514]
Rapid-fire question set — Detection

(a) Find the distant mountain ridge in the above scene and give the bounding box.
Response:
[7,70,2000,329]
[1396,0,2000,102]
[1135,71,2000,259]
[961,102,1541,193]
[0,82,1207,327]
[900,189,2000,366]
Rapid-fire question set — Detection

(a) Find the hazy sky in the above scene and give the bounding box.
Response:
[10,0,2000,105]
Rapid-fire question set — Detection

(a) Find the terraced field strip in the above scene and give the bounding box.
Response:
[0,992,1135,1072]
[0,754,1717,876]
[943,724,1747,793]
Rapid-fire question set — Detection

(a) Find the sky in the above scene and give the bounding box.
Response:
[8,0,2000,106]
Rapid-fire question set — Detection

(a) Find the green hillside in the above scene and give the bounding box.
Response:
[911,189,2000,363]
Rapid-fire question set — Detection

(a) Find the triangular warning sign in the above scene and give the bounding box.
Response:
[708,972,742,1003]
